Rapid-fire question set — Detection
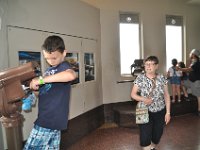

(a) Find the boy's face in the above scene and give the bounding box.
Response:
[43,50,67,67]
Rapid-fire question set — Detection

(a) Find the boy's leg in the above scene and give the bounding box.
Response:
[48,130,61,149]
[23,125,60,150]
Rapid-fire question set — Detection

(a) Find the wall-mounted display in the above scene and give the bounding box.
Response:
[84,53,95,82]
[18,51,41,76]
[65,52,79,84]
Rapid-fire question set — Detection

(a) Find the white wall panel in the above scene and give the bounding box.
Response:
[82,39,102,112]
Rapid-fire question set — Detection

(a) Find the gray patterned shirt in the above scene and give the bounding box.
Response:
[134,73,168,112]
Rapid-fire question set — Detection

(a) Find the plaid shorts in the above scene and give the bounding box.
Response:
[23,125,61,150]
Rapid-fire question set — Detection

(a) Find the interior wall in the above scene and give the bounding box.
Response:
[0,0,9,70]
[83,0,200,104]
[0,1,8,149]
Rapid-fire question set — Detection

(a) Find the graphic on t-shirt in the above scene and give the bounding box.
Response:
[40,84,52,95]
[39,68,58,95]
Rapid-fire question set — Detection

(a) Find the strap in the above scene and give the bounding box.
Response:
[172,67,177,76]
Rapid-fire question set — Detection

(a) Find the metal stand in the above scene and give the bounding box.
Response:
[0,113,23,150]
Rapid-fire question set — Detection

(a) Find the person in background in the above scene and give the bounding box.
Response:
[167,58,182,103]
[177,49,200,116]
[23,35,76,149]
[131,56,171,150]
[178,61,189,101]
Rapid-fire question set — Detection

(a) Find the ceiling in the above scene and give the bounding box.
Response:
[187,0,200,5]
[81,0,200,7]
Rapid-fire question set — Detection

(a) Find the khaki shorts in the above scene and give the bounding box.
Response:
[184,80,200,97]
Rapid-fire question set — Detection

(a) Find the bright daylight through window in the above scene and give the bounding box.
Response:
[166,15,183,71]
[119,13,140,76]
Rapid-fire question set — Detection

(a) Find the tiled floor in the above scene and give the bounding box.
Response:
[67,114,200,150]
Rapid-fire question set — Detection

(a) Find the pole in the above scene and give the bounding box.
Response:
[0,113,23,150]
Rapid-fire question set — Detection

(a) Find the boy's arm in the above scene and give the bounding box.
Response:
[42,69,76,83]
[30,69,76,90]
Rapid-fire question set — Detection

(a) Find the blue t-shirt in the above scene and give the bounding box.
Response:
[35,61,71,130]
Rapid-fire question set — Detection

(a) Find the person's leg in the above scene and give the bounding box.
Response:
[183,79,192,101]
[48,130,61,149]
[171,84,176,103]
[23,125,60,150]
[181,81,189,100]
[151,109,166,149]
[176,84,181,102]
[23,125,46,150]
[139,119,153,149]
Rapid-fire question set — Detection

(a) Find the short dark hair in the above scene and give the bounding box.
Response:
[42,35,65,53]
[178,61,185,68]
[145,56,159,64]
[172,58,177,66]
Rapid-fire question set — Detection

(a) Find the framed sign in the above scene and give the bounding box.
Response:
[84,53,95,82]
[65,52,79,84]
[18,51,41,76]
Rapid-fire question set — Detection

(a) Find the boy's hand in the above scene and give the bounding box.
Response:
[30,77,40,90]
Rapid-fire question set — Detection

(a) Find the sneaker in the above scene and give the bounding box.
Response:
[178,99,181,103]
[172,99,175,103]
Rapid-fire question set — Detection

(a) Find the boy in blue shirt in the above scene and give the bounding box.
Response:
[24,35,76,149]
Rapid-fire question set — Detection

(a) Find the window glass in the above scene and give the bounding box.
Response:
[119,13,140,76]
[166,15,183,71]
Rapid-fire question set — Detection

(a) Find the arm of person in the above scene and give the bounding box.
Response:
[30,69,76,90]
[131,84,152,105]
[166,71,170,78]
[42,69,76,83]
[177,66,192,73]
[164,84,171,125]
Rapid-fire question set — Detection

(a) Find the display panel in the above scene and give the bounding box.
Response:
[84,53,95,82]
[65,52,79,84]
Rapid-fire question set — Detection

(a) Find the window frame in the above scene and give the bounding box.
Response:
[165,15,184,71]
[119,12,142,77]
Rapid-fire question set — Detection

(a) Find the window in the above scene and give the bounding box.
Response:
[119,13,140,76]
[166,15,183,71]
